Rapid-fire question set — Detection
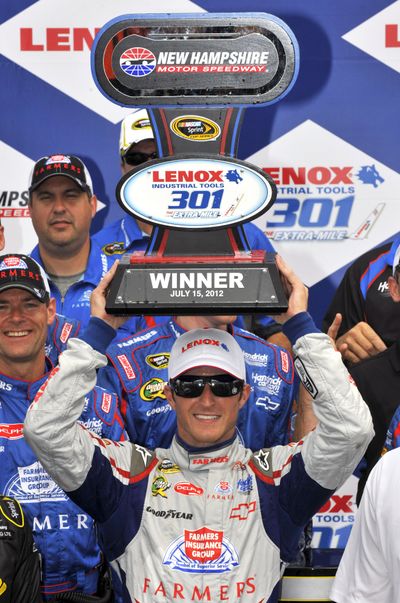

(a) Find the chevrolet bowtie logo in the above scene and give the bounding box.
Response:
[230,501,256,520]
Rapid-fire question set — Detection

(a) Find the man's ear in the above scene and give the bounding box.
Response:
[164,383,176,410]
[47,298,57,326]
[388,276,400,302]
[239,383,251,410]
[90,194,97,218]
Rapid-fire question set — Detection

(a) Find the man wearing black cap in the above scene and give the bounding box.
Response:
[28,154,114,329]
[25,256,373,603]
[0,253,125,599]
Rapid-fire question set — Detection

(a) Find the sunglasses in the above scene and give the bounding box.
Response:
[170,374,244,398]
[124,151,157,166]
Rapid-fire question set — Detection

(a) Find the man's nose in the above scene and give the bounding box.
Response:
[199,383,215,404]
[9,305,24,320]
[52,196,67,212]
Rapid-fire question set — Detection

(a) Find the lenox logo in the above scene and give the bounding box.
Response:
[152,170,223,183]
[20,28,100,51]
[385,24,400,47]
[264,166,353,185]
[182,339,227,353]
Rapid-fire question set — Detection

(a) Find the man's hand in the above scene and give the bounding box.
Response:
[327,314,386,364]
[336,322,386,365]
[90,261,128,330]
[275,254,308,324]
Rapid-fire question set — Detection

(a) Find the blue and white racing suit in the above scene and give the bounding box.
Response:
[0,360,126,599]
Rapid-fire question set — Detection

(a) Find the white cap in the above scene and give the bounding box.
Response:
[119,109,154,157]
[168,328,246,381]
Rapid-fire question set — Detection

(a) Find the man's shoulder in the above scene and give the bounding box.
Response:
[108,321,174,355]
[92,216,144,255]
[346,240,394,277]
[234,327,293,380]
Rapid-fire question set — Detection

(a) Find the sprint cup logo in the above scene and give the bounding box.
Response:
[119,48,269,76]
[170,115,221,142]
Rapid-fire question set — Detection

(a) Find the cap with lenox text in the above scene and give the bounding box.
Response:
[168,328,246,381]
[0,254,51,303]
[29,155,93,195]
[119,109,154,157]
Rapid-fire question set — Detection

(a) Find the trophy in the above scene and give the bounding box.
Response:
[91,13,299,315]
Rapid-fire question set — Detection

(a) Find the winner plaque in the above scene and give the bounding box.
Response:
[91,13,300,314]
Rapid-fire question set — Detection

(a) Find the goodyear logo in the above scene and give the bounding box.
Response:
[170,115,220,142]
[140,378,166,401]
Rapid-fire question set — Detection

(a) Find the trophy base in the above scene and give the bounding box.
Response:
[106,252,288,315]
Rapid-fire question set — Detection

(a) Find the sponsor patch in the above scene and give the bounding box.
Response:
[101,392,112,414]
[152,476,170,498]
[230,501,256,520]
[157,459,180,474]
[214,481,233,495]
[237,475,253,494]
[102,241,125,255]
[4,462,68,503]
[0,424,24,440]
[163,527,239,573]
[280,350,289,373]
[140,378,166,401]
[0,497,24,528]
[294,357,318,398]
[145,352,170,370]
[145,506,193,520]
[117,354,135,380]
[174,482,204,496]
[60,322,73,344]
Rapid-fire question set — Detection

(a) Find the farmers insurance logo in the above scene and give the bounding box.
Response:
[250,120,400,287]
[0,0,203,123]
[342,1,400,74]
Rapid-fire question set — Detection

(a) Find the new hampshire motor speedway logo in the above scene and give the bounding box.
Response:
[5,462,68,503]
[163,527,239,573]
[119,47,269,76]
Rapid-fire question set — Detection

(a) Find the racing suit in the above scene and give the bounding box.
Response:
[92,215,280,336]
[31,241,113,330]
[0,496,42,603]
[24,314,373,603]
[323,235,400,347]
[46,313,81,366]
[100,319,295,450]
[0,356,126,599]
